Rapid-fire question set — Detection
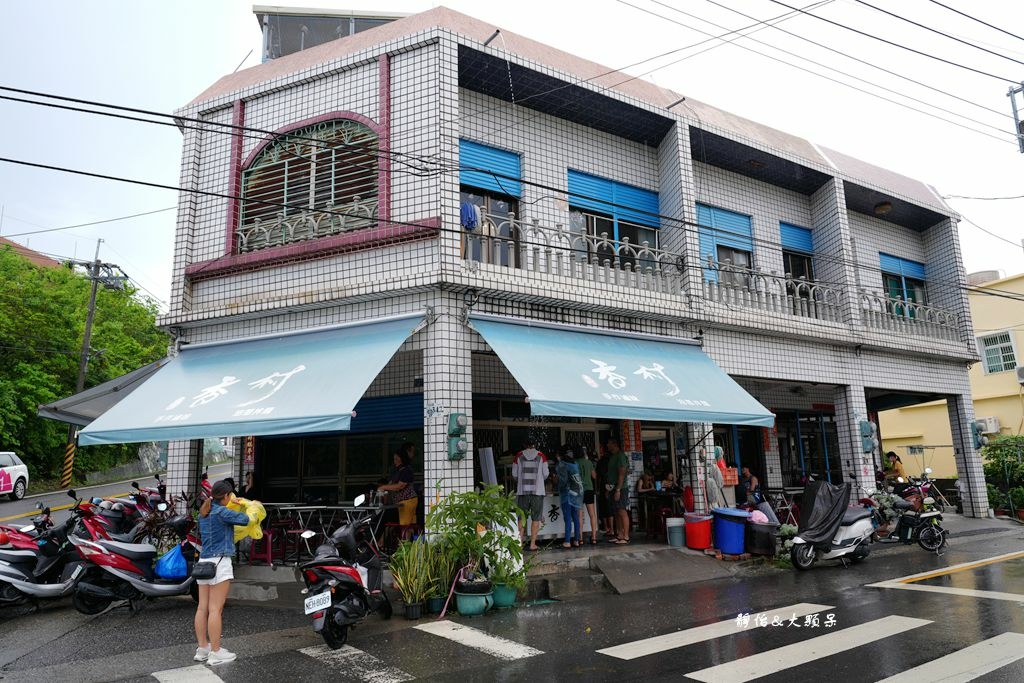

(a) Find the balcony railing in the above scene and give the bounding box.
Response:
[702,257,842,323]
[463,211,685,294]
[236,195,378,253]
[858,290,960,341]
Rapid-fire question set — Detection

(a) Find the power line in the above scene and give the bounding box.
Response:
[615,0,1016,144]
[6,152,1024,308]
[0,206,176,238]
[925,0,1024,46]
[956,213,1024,249]
[698,0,1013,122]
[852,0,1024,68]
[944,193,1024,200]
[765,0,1020,83]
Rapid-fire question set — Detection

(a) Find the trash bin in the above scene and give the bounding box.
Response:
[666,517,685,547]
[746,522,780,555]
[684,513,712,550]
[712,507,750,554]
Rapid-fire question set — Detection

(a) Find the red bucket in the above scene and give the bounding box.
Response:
[684,513,712,550]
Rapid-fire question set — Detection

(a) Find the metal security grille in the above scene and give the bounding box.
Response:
[238,119,379,253]
[980,332,1016,373]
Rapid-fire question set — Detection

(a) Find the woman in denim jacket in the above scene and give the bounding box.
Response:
[194,479,251,666]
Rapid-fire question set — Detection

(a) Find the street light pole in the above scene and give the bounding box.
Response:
[60,239,103,489]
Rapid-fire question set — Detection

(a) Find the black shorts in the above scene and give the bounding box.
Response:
[583,490,595,505]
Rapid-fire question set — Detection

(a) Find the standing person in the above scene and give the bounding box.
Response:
[597,446,615,538]
[194,480,252,666]
[606,438,631,545]
[577,446,598,545]
[555,446,583,549]
[378,450,418,526]
[512,439,549,551]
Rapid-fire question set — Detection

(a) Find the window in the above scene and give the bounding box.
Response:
[697,204,753,284]
[880,253,927,317]
[980,332,1017,373]
[238,119,378,253]
[460,189,520,267]
[567,170,659,270]
[0,453,12,467]
[780,222,814,298]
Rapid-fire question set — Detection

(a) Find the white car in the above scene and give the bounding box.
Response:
[0,451,29,501]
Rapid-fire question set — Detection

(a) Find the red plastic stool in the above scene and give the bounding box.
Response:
[247,527,276,566]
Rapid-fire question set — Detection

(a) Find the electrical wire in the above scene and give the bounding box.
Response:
[616,0,1016,144]
[944,193,1024,201]
[765,0,1020,83]
[955,213,1023,249]
[925,0,1024,45]
[852,0,1024,68]
[698,0,1013,122]
[5,152,1024,309]
[0,207,176,238]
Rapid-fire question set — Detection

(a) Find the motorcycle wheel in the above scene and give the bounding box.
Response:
[320,620,349,650]
[0,582,28,606]
[72,591,112,615]
[791,544,816,571]
[918,526,945,552]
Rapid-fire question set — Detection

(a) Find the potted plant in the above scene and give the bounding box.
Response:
[389,538,432,619]
[488,554,529,609]
[425,484,523,616]
[1009,487,1024,520]
[987,484,1006,515]
[423,539,455,614]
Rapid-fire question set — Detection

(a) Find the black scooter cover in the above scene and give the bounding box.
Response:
[798,481,851,546]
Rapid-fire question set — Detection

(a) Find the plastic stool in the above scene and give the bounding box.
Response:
[247,527,276,566]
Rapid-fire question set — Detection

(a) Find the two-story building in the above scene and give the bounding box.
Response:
[76,6,988,518]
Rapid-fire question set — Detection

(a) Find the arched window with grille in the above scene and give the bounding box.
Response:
[237,118,379,254]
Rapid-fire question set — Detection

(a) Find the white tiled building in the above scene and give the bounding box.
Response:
[141,7,984,518]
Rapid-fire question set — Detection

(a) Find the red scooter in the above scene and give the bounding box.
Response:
[67,490,201,615]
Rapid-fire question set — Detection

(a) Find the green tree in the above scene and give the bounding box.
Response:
[0,245,169,480]
[982,434,1024,496]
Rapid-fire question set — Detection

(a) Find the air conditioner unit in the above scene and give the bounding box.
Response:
[1017,366,1024,386]
[976,416,1000,434]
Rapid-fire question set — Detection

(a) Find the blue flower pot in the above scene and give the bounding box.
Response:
[454,590,493,616]
[491,583,517,609]
[425,595,446,614]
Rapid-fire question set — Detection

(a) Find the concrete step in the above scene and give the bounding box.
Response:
[543,569,612,600]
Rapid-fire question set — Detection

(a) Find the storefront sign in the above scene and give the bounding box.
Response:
[243,436,255,465]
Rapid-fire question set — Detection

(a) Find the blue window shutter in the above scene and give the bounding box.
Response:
[780,223,813,253]
[697,203,752,251]
[349,394,423,433]
[459,140,521,197]
[879,253,926,280]
[569,170,659,228]
[699,226,718,283]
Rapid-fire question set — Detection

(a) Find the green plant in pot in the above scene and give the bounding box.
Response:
[389,538,432,619]
[425,484,524,616]
[423,538,455,614]
[488,552,531,609]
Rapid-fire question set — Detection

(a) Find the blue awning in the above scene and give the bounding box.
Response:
[469,316,774,427]
[78,315,424,445]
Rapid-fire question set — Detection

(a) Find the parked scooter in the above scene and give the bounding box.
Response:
[68,490,200,615]
[0,500,91,607]
[867,493,948,554]
[791,481,874,570]
[299,494,392,649]
[0,502,55,550]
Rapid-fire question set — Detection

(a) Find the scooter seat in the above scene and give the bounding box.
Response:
[840,507,872,526]
[894,498,915,510]
[98,539,157,560]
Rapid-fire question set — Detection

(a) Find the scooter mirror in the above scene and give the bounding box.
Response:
[924,467,933,475]
[67,489,77,499]
[157,502,169,512]
[353,494,366,507]
[300,530,316,539]
[131,481,139,489]
[35,502,44,510]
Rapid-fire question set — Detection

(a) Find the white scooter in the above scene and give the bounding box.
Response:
[790,481,874,570]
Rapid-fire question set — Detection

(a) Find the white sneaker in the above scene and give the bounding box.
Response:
[207,648,236,665]
[194,646,210,662]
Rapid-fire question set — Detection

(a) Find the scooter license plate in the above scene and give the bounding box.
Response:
[304,590,332,614]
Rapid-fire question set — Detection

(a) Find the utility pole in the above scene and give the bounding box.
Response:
[1010,82,1024,154]
[59,239,128,488]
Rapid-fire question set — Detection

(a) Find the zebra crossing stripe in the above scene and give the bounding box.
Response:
[298,644,414,683]
[414,621,543,661]
[597,603,833,660]
[152,664,225,682]
[875,632,1024,683]
[685,615,932,683]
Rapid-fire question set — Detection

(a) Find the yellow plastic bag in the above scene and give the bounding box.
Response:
[227,496,266,542]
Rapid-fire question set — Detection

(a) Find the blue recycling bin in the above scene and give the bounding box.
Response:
[712,507,750,554]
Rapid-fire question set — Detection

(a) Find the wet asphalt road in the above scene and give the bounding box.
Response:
[3,524,1024,682]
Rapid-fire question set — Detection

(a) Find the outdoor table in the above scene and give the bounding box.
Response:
[638,492,682,537]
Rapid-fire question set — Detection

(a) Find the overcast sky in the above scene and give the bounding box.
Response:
[1,0,1021,312]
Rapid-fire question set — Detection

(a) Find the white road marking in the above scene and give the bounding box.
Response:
[152,664,225,682]
[298,644,414,683]
[867,550,1024,603]
[414,620,543,661]
[685,615,931,683]
[597,603,833,660]
[875,632,1024,683]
